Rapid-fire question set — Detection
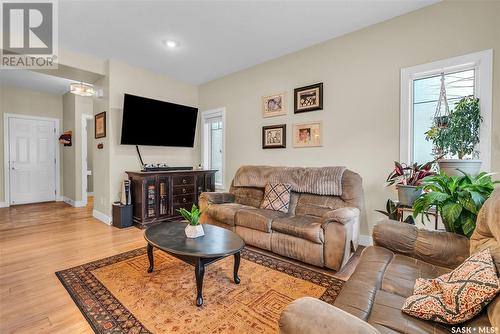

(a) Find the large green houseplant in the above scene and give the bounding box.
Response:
[426,96,482,176]
[412,171,498,238]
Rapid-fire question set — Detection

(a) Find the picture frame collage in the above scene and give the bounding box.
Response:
[262,83,323,149]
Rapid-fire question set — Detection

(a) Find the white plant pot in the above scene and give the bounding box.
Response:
[185,224,205,238]
[438,159,482,176]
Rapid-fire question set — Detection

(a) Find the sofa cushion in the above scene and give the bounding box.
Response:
[204,203,255,226]
[235,208,287,233]
[381,254,450,298]
[231,186,264,207]
[402,249,500,325]
[260,182,292,213]
[272,215,324,244]
[295,193,347,217]
[368,290,450,334]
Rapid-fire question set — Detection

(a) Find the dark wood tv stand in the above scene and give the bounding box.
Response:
[126,169,217,229]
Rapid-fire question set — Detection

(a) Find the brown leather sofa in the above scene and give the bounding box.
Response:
[279,189,500,334]
[199,165,364,271]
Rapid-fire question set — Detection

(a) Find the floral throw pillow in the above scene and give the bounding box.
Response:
[402,248,500,324]
[260,183,292,213]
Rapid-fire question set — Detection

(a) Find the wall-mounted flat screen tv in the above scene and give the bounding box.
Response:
[120,93,198,147]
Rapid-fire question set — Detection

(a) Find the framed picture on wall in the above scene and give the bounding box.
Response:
[262,124,286,149]
[95,112,106,139]
[294,83,323,113]
[293,121,322,147]
[262,92,287,118]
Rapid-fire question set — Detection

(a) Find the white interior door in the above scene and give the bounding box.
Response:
[9,117,56,205]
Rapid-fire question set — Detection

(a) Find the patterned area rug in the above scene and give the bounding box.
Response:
[56,248,344,334]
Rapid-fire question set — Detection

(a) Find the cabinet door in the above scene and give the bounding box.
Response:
[143,177,157,219]
[158,176,170,217]
[205,173,216,192]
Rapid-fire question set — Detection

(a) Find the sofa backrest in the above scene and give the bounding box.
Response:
[229,167,364,216]
[295,170,363,217]
[470,189,500,329]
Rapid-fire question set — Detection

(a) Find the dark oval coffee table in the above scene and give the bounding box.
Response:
[144,222,245,306]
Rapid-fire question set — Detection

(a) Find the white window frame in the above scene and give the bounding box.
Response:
[201,108,226,190]
[400,50,493,170]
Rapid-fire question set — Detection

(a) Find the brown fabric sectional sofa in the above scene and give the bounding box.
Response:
[199,165,364,271]
[279,189,500,334]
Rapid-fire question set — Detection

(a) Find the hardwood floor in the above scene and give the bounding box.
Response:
[0,198,145,334]
[0,198,362,333]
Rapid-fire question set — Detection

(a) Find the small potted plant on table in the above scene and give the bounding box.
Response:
[386,161,435,206]
[426,96,482,176]
[178,204,205,238]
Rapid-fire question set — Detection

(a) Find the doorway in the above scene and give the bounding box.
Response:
[4,114,60,205]
[82,114,94,207]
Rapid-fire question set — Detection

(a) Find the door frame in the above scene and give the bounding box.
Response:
[3,113,61,207]
[81,113,93,206]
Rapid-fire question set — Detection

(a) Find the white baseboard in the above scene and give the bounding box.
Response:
[0,201,9,208]
[56,196,63,202]
[359,234,373,246]
[63,197,86,208]
[93,209,112,225]
[87,192,95,196]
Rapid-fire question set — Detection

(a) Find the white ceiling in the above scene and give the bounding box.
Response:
[0,70,75,95]
[59,0,438,85]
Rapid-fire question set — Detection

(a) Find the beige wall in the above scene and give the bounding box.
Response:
[92,73,111,215]
[62,93,76,200]
[97,60,199,216]
[0,86,64,203]
[62,93,93,202]
[87,118,94,193]
[199,1,500,236]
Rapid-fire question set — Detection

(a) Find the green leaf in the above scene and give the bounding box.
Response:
[442,203,462,226]
[457,192,478,214]
[424,191,450,204]
[461,215,476,238]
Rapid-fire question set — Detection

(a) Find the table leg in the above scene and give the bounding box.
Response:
[147,243,154,273]
[195,259,205,306]
[233,252,241,284]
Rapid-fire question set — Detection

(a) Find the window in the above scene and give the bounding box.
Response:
[412,69,475,163]
[202,108,225,189]
[400,50,492,169]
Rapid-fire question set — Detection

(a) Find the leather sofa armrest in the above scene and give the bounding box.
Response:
[372,220,470,269]
[321,207,361,271]
[321,207,360,227]
[198,192,235,212]
[279,297,380,334]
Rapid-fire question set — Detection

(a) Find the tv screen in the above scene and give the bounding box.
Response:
[120,94,198,147]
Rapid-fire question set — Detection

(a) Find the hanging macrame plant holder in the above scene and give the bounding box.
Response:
[434,72,450,129]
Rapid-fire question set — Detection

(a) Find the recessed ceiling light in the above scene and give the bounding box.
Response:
[164,40,179,48]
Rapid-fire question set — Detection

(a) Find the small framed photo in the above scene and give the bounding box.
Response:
[293,122,322,148]
[294,83,323,113]
[262,92,286,118]
[262,124,286,149]
[95,112,106,139]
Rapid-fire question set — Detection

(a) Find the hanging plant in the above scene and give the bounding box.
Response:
[426,96,482,159]
[433,72,450,129]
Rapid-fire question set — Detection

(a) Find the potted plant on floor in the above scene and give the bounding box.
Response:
[386,161,435,206]
[413,171,498,237]
[178,204,205,238]
[426,96,482,176]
